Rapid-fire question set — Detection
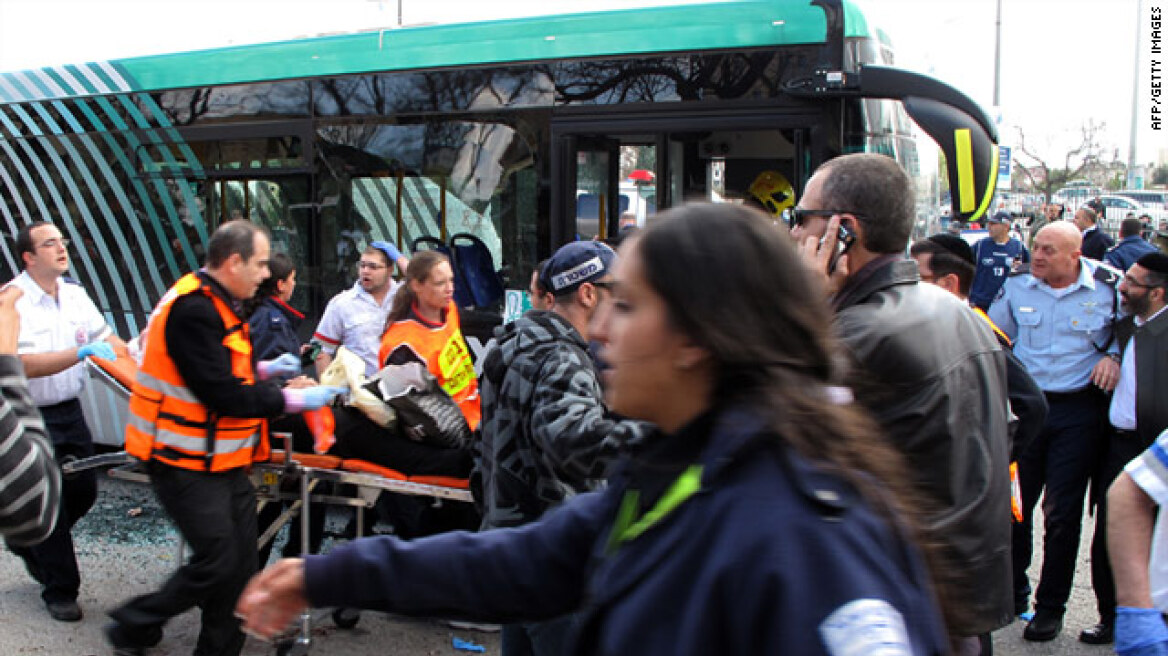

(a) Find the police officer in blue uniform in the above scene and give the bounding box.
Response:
[988,221,1122,642]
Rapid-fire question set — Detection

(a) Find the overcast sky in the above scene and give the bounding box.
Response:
[0,0,1161,170]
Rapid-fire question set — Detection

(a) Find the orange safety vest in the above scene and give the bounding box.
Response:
[379,300,481,431]
[125,273,269,472]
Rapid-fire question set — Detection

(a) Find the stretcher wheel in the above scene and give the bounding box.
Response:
[333,607,360,629]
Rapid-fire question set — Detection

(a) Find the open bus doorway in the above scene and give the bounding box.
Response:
[556,113,811,243]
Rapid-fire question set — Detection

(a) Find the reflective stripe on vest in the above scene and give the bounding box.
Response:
[607,464,703,554]
[125,273,268,472]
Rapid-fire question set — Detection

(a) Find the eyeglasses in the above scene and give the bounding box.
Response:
[1121,275,1156,290]
[787,208,867,228]
[357,261,386,270]
[36,238,70,250]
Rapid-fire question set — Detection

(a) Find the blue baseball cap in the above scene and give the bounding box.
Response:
[540,241,616,294]
[987,211,1011,224]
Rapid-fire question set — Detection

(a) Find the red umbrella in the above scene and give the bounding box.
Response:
[628,169,655,183]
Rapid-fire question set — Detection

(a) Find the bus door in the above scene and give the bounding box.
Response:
[552,109,820,240]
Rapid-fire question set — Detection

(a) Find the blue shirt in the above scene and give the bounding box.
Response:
[987,258,1119,392]
[969,236,1029,309]
[1104,235,1158,273]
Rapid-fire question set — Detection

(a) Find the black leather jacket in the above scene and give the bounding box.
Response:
[833,257,1014,636]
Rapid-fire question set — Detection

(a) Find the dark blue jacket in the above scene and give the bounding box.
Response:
[1105,235,1158,273]
[304,405,947,655]
[248,296,303,363]
[1082,226,1115,261]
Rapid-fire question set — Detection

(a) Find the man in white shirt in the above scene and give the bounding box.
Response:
[1084,252,1168,645]
[312,242,408,378]
[7,221,126,622]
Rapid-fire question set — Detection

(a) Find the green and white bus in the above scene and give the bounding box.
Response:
[0,0,998,343]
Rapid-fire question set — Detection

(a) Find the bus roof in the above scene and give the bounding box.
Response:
[0,0,873,103]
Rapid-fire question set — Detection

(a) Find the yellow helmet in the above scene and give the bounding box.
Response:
[748,170,795,218]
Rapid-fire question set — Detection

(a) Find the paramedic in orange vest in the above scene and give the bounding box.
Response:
[378,249,481,431]
[105,220,343,656]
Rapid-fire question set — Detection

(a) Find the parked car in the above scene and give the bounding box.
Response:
[1097,194,1167,229]
[1113,190,1168,212]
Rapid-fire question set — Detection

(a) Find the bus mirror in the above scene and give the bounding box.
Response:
[902,95,999,224]
[850,65,999,224]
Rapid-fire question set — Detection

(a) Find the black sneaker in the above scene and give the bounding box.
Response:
[45,599,82,622]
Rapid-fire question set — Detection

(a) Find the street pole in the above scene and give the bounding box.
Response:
[993,0,1001,108]
[1128,0,1143,188]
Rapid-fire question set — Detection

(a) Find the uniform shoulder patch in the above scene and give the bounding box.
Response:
[1093,261,1121,287]
[819,598,911,656]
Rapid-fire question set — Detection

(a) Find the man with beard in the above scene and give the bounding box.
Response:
[1078,252,1168,645]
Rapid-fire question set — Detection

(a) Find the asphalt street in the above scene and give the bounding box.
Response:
[0,472,1115,655]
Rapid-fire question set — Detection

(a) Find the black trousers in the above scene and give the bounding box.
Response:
[9,399,97,604]
[1089,427,1155,623]
[1012,389,1107,614]
[110,463,257,656]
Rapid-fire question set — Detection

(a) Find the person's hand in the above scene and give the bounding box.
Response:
[1115,606,1168,656]
[1091,355,1121,392]
[236,558,309,641]
[797,214,850,297]
[0,286,23,355]
[282,386,346,412]
[370,240,402,262]
[258,353,301,380]
[77,341,116,362]
[284,375,317,390]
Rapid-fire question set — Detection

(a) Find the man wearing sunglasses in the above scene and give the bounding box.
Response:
[797,153,1013,656]
[6,221,128,623]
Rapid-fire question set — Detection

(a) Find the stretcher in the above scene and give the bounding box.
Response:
[65,353,475,655]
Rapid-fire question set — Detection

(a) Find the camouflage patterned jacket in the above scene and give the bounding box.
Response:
[475,310,646,530]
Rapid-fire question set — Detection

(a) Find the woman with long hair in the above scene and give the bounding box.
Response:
[238,204,946,655]
[378,250,481,431]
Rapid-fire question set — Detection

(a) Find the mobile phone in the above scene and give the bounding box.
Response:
[300,342,323,368]
[822,222,856,272]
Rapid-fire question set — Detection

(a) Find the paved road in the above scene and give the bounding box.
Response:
[0,474,500,655]
[0,473,1114,655]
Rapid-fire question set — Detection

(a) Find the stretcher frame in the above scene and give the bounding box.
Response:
[67,357,475,655]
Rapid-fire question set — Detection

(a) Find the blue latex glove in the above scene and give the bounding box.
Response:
[370,240,403,263]
[282,386,346,412]
[258,353,301,380]
[1117,607,1168,656]
[77,341,115,361]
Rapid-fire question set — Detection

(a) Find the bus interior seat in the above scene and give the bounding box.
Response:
[449,232,504,309]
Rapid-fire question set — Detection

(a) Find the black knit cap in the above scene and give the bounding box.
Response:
[925,232,975,266]
[1136,252,1168,275]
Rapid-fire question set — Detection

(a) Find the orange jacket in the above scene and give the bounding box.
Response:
[379,300,481,430]
[125,273,269,471]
